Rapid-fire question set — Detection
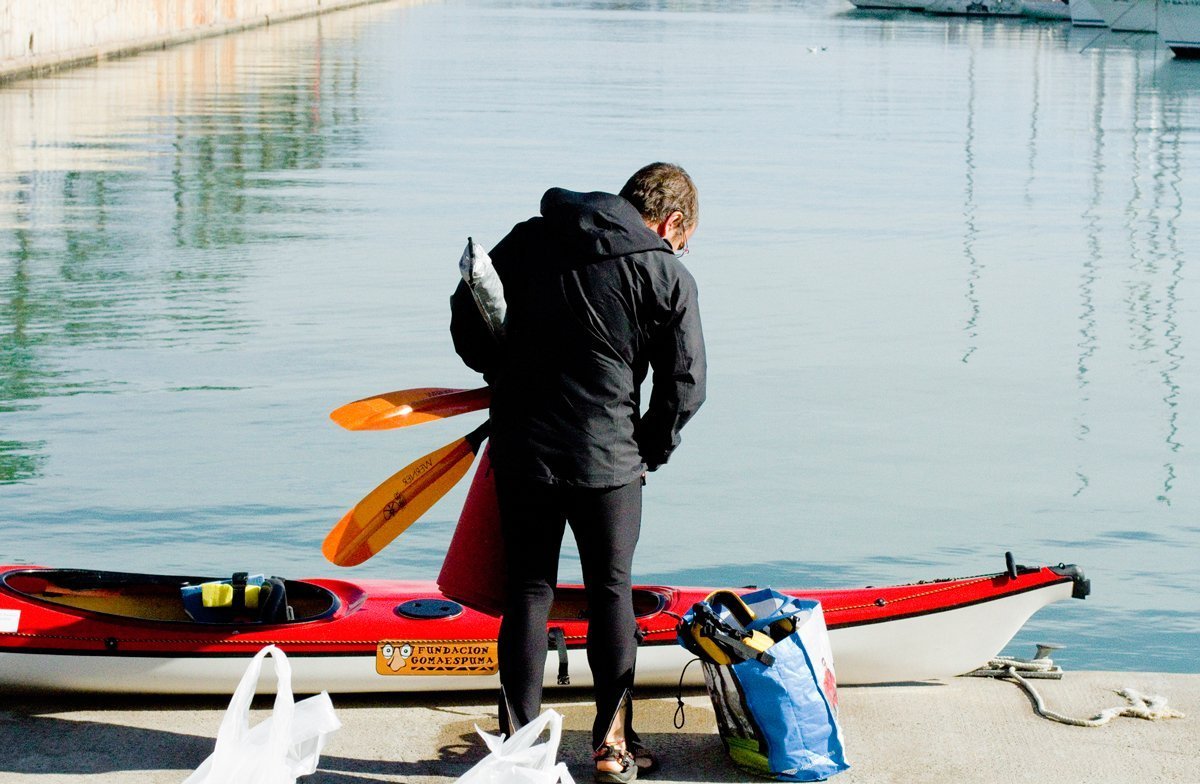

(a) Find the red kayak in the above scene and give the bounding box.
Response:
[0,555,1088,693]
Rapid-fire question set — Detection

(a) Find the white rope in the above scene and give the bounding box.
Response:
[989,661,1187,727]
[989,656,1057,674]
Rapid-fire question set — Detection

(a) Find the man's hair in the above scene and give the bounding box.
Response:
[619,162,698,229]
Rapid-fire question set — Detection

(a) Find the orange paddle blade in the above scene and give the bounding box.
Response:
[323,424,489,567]
[330,387,491,431]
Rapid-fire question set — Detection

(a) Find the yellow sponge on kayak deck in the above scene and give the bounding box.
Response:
[200,582,261,609]
[180,573,268,621]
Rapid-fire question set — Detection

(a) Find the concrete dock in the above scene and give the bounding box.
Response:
[0,671,1195,783]
[0,0,403,82]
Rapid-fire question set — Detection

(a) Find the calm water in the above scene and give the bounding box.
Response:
[1,0,1198,673]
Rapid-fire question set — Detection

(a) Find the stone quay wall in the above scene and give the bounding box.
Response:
[0,0,390,82]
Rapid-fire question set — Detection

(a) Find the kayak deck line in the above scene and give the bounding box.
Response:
[553,573,1085,644]
[822,575,995,613]
[822,572,1084,628]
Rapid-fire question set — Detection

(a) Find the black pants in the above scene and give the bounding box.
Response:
[494,470,642,749]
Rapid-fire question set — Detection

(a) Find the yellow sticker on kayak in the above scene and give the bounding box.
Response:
[376,640,498,676]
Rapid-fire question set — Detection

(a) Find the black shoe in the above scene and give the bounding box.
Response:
[594,743,637,783]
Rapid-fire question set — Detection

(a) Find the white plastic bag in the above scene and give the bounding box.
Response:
[455,709,576,784]
[184,645,341,784]
[459,236,507,340]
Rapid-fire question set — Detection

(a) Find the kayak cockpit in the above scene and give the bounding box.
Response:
[548,586,669,620]
[0,568,339,625]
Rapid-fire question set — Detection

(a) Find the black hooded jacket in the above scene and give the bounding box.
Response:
[451,188,706,488]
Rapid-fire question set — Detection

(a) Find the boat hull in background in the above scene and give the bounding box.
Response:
[1158,0,1200,55]
[1091,0,1158,30]
[1070,0,1111,24]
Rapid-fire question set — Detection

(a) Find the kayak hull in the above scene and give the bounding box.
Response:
[0,561,1088,693]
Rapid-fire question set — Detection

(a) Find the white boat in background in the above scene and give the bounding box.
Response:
[925,0,1026,14]
[1090,0,1158,30]
[1156,0,1200,57]
[846,0,927,9]
[1070,0,1110,23]
[1022,0,1073,18]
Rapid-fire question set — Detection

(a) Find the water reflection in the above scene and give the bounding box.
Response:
[1076,53,1105,497]
[1158,123,1184,504]
[1147,57,1199,506]
[960,49,981,365]
[1024,26,1044,205]
[0,0,1197,671]
[1118,55,1189,505]
[1123,58,1152,362]
[1149,87,1185,504]
[1061,43,1194,505]
[0,13,378,483]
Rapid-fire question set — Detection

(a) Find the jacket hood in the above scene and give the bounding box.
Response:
[539,188,670,260]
